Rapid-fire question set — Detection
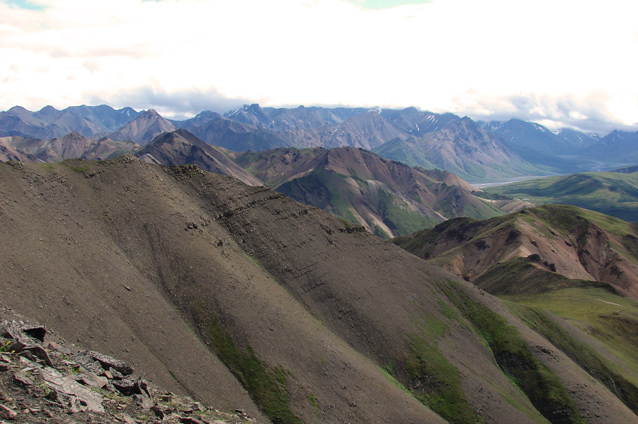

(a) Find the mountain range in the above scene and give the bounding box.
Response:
[128,130,518,237]
[2,104,638,183]
[0,132,138,163]
[2,156,637,423]
[231,146,507,237]
[0,104,140,139]
[129,130,517,238]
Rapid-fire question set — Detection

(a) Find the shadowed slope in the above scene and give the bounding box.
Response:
[135,129,262,186]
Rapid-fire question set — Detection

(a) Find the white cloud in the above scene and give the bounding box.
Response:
[0,0,637,133]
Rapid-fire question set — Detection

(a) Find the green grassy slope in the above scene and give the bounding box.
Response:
[277,170,445,237]
[485,172,638,222]
[504,287,638,416]
[393,204,638,416]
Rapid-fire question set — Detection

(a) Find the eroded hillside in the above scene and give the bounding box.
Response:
[394,205,638,419]
[234,146,506,237]
[394,205,638,299]
[0,157,635,423]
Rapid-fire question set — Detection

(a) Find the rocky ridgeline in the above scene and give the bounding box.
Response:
[0,319,259,424]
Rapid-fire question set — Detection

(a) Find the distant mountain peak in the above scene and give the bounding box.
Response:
[118,106,138,117]
[136,129,262,186]
[108,108,176,145]
[143,109,161,117]
[6,105,30,114]
[194,110,218,118]
[230,103,264,115]
[62,130,85,139]
[39,105,58,113]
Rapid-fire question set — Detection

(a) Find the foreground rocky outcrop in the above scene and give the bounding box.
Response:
[0,312,258,424]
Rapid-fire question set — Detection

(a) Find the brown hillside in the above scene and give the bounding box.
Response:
[0,158,635,423]
[0,137,36,161]
[235,146,505,237]
[394,205,638,300]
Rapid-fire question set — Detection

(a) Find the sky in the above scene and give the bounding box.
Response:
[1,0,637,134]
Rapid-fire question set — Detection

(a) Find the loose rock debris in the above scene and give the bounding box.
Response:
[0,319,259,423]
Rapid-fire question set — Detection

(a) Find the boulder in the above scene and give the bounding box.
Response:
[73,350,134,376]
[41,367,104,413]
[74,371,108,388]
[0,404,17,420]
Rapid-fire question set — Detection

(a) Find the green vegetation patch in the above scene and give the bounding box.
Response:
[378,191,441,235]
[277,171,359,225]
[379,190,439,235]
[405,334,476,424]
[527,205,591,243]
[381,362,411,394]
[391,216,480,256]
[444,283,583,424]
[307,393,319,409]
[38,162,57,172]
[397,313,476,424]
[206,314,303,424]
[484,172,638,222]
[69,164,90,173]
[510,304,638,414]
[502,287,638,375]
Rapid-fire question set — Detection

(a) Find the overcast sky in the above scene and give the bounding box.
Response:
[1,0,637,134]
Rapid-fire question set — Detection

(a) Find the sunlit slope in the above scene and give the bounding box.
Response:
[2,158,634,422]
[485,171,638,222]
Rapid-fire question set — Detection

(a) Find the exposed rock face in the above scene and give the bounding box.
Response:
[0,315,258,423]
